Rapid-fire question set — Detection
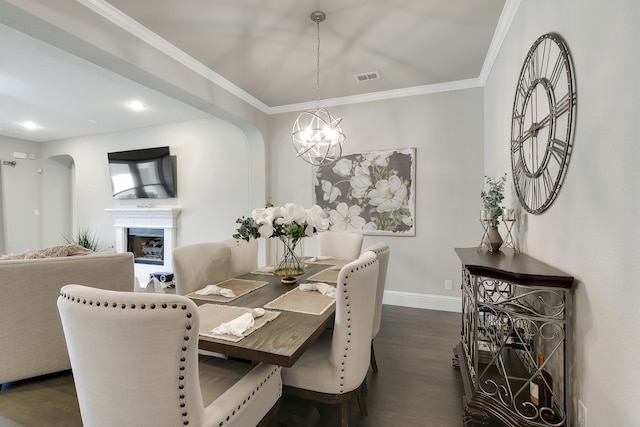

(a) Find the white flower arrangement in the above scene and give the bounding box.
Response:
[233,202,329,241]
[233,202,329,278]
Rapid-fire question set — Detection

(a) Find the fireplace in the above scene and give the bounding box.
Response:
[128,228,165,265]
[106,208,181,280]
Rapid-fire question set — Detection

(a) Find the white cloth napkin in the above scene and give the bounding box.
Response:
[299,282,336,298]
[306,256,333,262]
[146,277,163,292]
[210,308,265,338]
[254,265,275,273]
[194,284,236,298]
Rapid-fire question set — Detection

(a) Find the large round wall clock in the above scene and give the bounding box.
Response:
[510,33,576,214]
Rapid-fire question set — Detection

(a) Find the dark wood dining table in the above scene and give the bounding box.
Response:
[192,263,337,367]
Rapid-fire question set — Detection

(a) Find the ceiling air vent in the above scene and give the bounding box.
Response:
[354,71,380,82]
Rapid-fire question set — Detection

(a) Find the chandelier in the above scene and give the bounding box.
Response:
[292,11,345,167]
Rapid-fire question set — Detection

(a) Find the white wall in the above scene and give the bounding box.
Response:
[268,88,484,310]
[41,154,73,247]
[484,1,640,425]
[39,117,256,251]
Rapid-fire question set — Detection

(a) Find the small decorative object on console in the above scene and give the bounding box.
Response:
[501,208,519,253]
[479,174,506,252]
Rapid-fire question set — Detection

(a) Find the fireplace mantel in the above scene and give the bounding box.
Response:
[105,208,181,228]
[106,208,182,279]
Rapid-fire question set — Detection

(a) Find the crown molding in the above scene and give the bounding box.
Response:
[479,0,521,84]
[79,0,517,116]
[269,78,484,114]
[78,0,271,113]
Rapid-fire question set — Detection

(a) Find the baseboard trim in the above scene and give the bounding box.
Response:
[382,290,461,313]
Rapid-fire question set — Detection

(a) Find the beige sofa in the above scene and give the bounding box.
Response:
[0,251,135,384]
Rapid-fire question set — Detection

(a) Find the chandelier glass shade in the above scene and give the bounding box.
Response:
[292,11,345,166]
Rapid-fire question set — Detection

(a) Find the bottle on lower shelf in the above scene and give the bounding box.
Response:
[530,354,557,422]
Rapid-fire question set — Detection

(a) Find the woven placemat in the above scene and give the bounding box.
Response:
[188,278,269,303]
[250,266,275,276]
[306,267,340,284]
[198,304,280,342]
[264,287,335,315]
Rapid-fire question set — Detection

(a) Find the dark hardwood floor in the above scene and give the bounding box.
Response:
[0,305,464,427]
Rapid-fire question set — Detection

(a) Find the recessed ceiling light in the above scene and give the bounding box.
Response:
[20,121,40,130]
[127,100,147,111]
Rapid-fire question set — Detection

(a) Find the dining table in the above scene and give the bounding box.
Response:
[190,260,350,367]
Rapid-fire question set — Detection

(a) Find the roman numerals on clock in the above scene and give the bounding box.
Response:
[510,33,576,215]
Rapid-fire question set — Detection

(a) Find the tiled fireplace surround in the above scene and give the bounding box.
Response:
[106,208,181,285]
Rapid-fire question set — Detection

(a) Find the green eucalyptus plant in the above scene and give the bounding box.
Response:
[481,174,507,227]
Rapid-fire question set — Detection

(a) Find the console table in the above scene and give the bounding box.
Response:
[453,248,574,426]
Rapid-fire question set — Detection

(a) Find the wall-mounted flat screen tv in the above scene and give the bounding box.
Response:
[108,146,176,199]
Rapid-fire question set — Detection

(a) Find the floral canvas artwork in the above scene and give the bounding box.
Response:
[314,148,416,236]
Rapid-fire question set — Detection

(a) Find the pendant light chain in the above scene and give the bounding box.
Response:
[291,10,345,167]
[315,17,321,110]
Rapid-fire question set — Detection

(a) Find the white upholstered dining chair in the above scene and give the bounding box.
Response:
[317,231,364,259]
[173,242,231,295]
[223,238,259,277]
[362,242,390,373]
[57,284,282,427]
[281,251,379,427]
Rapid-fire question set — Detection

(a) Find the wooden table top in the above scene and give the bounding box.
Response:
[194,263,336,367]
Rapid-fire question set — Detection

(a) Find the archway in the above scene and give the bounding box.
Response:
[41,154,74,247]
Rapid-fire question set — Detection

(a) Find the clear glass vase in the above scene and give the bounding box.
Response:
[273,235,305,284]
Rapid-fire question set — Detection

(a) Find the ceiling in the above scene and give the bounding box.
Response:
[0,0,509,142]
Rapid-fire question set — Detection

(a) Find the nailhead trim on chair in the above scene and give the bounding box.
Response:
[215,365,281,427]
[60,290,282,427]
[338,257,377,394]
[59,291,195,425]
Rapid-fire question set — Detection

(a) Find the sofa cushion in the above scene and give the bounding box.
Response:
[0,251,135,384]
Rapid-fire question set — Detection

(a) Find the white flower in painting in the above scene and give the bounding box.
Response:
[402,215,413,227]
[363,222,378,231]
[305,205,330,235]
[367,175,408,213]
[321,180,341,203]
[363,151,390,168]
[329,202,366,230]
[349,165,372,199]
[332,158,353,177]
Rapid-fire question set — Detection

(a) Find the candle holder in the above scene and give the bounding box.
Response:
[501,208,518,253]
